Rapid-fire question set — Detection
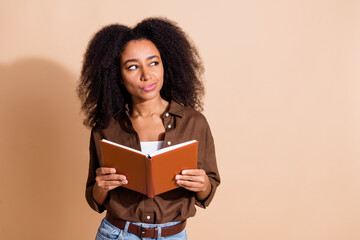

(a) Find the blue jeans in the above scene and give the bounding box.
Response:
[95,218,188,240]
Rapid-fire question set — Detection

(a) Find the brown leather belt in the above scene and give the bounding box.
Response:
[105,214,186,238]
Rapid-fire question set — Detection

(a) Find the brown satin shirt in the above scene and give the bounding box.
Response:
[85,101,220,224]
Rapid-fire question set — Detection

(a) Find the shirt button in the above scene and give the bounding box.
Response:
[167,141,171,145]
[146,215,151,220]
[165,113,169,117]
[168,125,171,129]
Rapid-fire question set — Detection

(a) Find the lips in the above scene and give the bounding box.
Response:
[142,83,156,92]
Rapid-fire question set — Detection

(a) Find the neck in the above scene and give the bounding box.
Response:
[130,97,169,118]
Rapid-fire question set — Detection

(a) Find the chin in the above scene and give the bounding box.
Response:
[133,92,162,103]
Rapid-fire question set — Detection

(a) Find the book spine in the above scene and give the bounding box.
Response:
[145,157,155,198]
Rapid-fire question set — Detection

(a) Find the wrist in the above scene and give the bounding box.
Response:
[196,176,211,200]
[92,184,109,206]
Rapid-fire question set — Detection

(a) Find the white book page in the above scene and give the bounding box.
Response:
[151,140,197,157]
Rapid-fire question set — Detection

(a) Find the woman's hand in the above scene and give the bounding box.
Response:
[175,169,211,201]
[92,167,127,205]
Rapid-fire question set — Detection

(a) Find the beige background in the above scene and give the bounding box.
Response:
[1,0,360,239]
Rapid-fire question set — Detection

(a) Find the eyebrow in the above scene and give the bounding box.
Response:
[123,55,160,65]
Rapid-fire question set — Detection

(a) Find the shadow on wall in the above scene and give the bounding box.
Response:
[0,58,94,239]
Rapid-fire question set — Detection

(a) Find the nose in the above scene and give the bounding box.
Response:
[140,66,151,81]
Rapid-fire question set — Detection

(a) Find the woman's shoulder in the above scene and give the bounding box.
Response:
[183,105,207,121]
[169,102,211,130]
[169,101,207,121]
[90,116,122,138]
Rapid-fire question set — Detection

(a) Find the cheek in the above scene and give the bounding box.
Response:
[122,81,135,92]
[120,78,136,94]
[120,72,137,86]
[156,68,164,80]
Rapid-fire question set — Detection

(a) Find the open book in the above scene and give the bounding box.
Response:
[100,139,198,198]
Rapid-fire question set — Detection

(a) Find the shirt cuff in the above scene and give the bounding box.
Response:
[86,185,105,213]
[195,177,218,209]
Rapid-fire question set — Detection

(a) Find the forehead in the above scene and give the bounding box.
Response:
[121,39,161,61]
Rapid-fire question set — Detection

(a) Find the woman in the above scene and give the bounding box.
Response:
[78,17,220,240]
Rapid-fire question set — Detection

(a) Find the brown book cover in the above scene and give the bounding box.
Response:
[100,139,198,198]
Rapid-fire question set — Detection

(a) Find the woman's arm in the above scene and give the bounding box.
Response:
[175,169,211,201]
[92,167,128,206]
[175,113,221,206]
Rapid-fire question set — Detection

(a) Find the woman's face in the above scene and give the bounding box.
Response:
[120,39,164,104]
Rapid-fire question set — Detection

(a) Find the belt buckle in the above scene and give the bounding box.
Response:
[140,226,157,239]
[140,226,147,239]
[140,227,145,238]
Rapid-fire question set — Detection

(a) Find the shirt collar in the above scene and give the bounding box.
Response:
[166,100,184,118]
[116,100,185,118]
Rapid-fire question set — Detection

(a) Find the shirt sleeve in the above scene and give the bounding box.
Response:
[195,120,221,208]
[85,129,105,213]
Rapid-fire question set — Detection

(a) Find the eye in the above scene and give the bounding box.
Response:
[127,65,138,70]
[149,61,159,66]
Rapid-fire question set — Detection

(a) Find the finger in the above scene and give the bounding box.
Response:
[98,179,128,189]
[175,174,204,183]
[99,182,122,191]
[96,167,116,175]
[177,178,203,186]
[181,169,205,176]
[177,180,203,191]
[99,180,122,187]
[96,174,127,182]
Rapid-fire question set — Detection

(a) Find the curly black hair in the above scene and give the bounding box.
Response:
[77,17,205,128]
